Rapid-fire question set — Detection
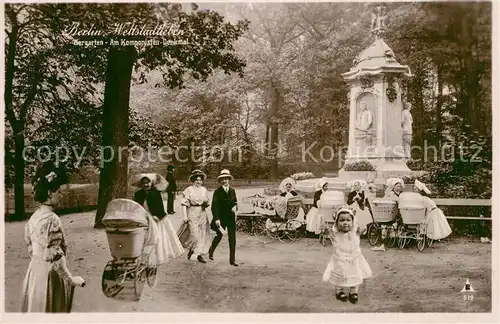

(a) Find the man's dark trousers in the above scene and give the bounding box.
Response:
[209,185,238,263]
[209,219,236,263]
[167,191,175,214]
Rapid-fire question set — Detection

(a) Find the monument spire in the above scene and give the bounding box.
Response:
[370,4,387,39]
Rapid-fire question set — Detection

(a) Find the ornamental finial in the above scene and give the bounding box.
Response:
[370,4,387,39]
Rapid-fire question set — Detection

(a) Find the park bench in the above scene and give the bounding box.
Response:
[301,197,492,221]
[237,196,491,235]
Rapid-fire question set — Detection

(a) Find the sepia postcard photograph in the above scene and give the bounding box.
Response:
[1,0,498,322]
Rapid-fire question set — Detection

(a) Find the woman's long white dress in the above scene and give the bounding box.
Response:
[181,186,212,256]
[422,196,452,240]
[142,199,184,265]
[21,205,75,312]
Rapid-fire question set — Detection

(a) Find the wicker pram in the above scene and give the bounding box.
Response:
[398,192,426,225]
[283,196,302,220]
[101,199,159,301]
[371,199,398,223]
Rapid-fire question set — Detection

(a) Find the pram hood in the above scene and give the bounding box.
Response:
[398,192,425,209]
[102,199,149,228]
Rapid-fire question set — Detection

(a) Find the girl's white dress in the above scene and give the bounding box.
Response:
[322,225,373,287]
[421,196,452,240]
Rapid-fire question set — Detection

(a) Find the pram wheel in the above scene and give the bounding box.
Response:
[386,234,397,248]
[398,234,407,249]
[146,266,158,288]
[133,262,147,301]
[367,223,380,246]
[416,224,426,252]
[277,221,299,243]
[102,261,122,298]
[265,220,280,241]
[426,236,434,247]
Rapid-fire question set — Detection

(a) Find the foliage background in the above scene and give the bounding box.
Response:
[4,2,492,201]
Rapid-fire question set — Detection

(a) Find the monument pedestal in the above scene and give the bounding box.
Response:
[296,6,417,196]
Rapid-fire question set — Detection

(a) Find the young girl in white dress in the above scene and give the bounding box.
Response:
[322,207,373,304]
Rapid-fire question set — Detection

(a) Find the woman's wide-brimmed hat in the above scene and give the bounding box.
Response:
[279,177,296,193]
[414,179,431,194]
[129,173,168,191]
[189,169,207,182]
[32,161,68,189]
[217,169,234,181]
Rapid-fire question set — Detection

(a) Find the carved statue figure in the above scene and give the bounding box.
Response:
[370,5,387,37]
[355,101,375,154]
[356,101,373,132]
[401,102,413,158]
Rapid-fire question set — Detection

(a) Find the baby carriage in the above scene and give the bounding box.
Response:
[367,199,399,247]
[397,192,427,251]
[318,190,345,246]
[265,195,305,243]
[101,199,159,301]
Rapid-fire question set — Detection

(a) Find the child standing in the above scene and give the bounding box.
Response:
[322,208,373,304]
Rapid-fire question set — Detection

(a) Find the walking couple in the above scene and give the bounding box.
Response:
[179,169,239,266]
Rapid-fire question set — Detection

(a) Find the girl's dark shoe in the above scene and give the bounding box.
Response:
[187,250,193,260]
[348,293,359,304]
[336,291,348,302]
[197,255,206,263]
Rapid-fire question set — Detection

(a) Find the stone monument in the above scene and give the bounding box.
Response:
[295,5,414,194]
[338,4,413,181]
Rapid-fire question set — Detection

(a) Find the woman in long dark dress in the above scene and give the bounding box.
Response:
[21,162,85,312]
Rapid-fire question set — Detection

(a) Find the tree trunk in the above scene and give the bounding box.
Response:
[436,64,443,150]
[265,81,283,181]
[268,122,279,181]
[14,129,26,220]
[94,46,137,228]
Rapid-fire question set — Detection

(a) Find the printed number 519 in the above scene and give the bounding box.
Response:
[463,295,474,301]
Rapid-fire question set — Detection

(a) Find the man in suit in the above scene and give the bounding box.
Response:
[166,165,177,214]
[209,169,239,266]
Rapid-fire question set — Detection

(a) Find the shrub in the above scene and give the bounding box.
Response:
[290,172,315,181]
[343,160,375,171]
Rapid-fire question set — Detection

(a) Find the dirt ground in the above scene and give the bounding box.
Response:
[3,188,492,313]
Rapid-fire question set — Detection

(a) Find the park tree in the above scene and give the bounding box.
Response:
[4,4,104,219]
[49,3,249,227]
[4,3,248,224]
